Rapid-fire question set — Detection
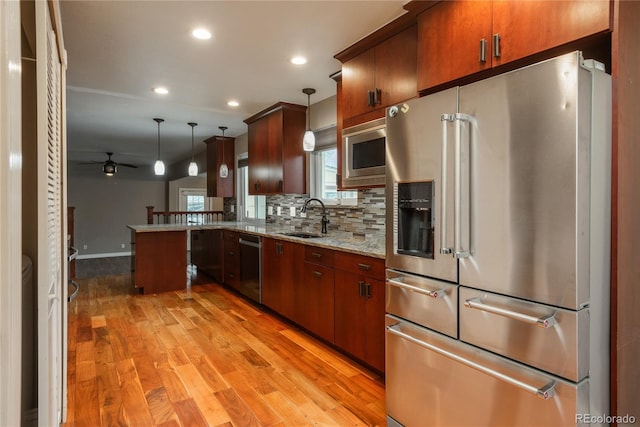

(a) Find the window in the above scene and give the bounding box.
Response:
[179,188,208,224]
[237,154,266,222]
[311,147,358,206]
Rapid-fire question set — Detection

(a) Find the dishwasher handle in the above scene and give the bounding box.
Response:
[386,323,557,400]
[239,238,261,249]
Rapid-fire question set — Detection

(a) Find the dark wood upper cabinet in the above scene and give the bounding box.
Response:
[204,134,235,198]
[340,25,418,127]
[417,0,611,91]
[244,102,306,195]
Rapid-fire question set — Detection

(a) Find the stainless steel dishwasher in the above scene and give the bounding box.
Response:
[238,233,261,303]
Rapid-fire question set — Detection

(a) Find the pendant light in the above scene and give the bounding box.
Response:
[219,126,229,178]
[153,118,165,175]
[187,122,198,176]
[302,88,316,152]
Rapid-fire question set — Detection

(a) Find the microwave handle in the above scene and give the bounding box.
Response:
[440,115,452,255]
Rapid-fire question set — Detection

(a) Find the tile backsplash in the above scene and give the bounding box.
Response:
[265,188,386,237]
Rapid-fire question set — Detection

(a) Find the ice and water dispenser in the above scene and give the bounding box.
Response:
[396,181,434,259]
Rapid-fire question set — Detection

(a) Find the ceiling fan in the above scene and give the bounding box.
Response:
[79,152,138,176]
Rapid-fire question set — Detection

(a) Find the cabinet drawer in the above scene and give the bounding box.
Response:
[386,269,458,339]
[304,245,334,267]
[335,251,384,278]
[459,287,588,382]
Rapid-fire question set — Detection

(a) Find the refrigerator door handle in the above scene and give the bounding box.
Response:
[386,323,557,400]
[387,277,446,299]
[454,113,473,258]
[440,114,454,255]
[464,297,558,328]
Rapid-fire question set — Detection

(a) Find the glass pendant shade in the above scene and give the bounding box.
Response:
[154,159,165,175]
[219,163,229,178]
[302,88,316,152]
[303,130,315,152]
[188,161,198,176]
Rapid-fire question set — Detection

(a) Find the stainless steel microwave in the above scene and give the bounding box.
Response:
[342,117,386,187]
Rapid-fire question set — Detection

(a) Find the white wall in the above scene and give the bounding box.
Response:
[68,176,165,256]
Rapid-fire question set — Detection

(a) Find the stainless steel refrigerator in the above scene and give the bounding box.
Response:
[385,51,611,426]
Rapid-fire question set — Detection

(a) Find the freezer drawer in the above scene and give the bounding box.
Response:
[386,269,458,338]
[459,287,588,382]
[385,315,589,427]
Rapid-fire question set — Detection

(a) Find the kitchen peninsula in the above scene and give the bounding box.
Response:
[128,222,386,371]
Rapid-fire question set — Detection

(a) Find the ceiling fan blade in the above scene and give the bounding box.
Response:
[76,161,104,165]
[118,163,139,168]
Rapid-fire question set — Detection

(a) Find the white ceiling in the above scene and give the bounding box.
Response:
[61,0,407,176]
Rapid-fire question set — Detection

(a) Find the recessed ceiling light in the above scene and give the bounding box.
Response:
[291,56,307,65]
[227,100,240,107]
[153,87,169,95]
[192,28,212,40]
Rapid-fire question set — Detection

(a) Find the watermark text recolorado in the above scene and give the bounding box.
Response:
[576,414,636,424]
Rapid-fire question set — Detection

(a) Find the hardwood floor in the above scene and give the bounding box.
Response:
[64,271,386,426]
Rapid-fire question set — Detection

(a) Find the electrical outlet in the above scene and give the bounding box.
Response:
[267,206,273,215]
[83,244,87,250]
[230,205,235,213]
[300,212,306,218]
[276,206,282,216]
[121,243,125,249]
[289,207,296,217]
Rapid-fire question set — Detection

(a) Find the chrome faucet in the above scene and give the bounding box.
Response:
[301,198,329,234]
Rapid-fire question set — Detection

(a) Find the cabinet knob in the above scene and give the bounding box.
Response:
[367,90,375,107]
[358,281,365,297]
[311,252,323,259]
[312,270,323,278]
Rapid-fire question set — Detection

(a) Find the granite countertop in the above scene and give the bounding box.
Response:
[128,222,385,259]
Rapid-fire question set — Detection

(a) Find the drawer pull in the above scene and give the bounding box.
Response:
[387,278,445,299]
[311,252,323,259]
[312,270,323,278]
[357,263,371,271]
[386,323,557,400]
[463,298,557,328]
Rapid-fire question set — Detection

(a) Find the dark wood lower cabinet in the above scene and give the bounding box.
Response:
[131,230,187,294]
[334,270,385,372]
[223,230,240,290]
[262,238,303,320]
[191,229,223,283]
[298,263,335,343]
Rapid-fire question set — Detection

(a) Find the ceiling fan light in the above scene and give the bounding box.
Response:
[303,130,315,152]
[188,161,198,176]
[154,159,165,176]
[219,163,229,178]
[103,163,116,176]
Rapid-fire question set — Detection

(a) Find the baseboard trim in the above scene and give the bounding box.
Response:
[76,252,131,260]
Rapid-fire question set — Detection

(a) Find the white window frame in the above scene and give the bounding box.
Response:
[236,153,266,223]
[310,146,358,207]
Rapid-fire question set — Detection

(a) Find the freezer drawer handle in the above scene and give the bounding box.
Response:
[464,298,557,328]
[386,323,557,400]
[387,278,445,299]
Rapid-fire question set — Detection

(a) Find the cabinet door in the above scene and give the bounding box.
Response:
[265,110,284,194]
[334,269,367,361]
[262,238,303,319]
[223,231,240,288]
[491,0,611,66]
[363,277,385,372]
[299,263,335,342]
[374,25,417,108]
[190,230,204,268]
[248,118,270,194]
[335,270,385,372]
[417,1,492,91]
[342,48,376,120]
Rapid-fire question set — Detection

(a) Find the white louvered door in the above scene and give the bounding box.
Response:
[37,1,66,424]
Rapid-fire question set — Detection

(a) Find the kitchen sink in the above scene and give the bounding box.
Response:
[280,232,324,239]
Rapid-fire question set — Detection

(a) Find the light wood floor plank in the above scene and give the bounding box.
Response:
[63,273,386,426]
